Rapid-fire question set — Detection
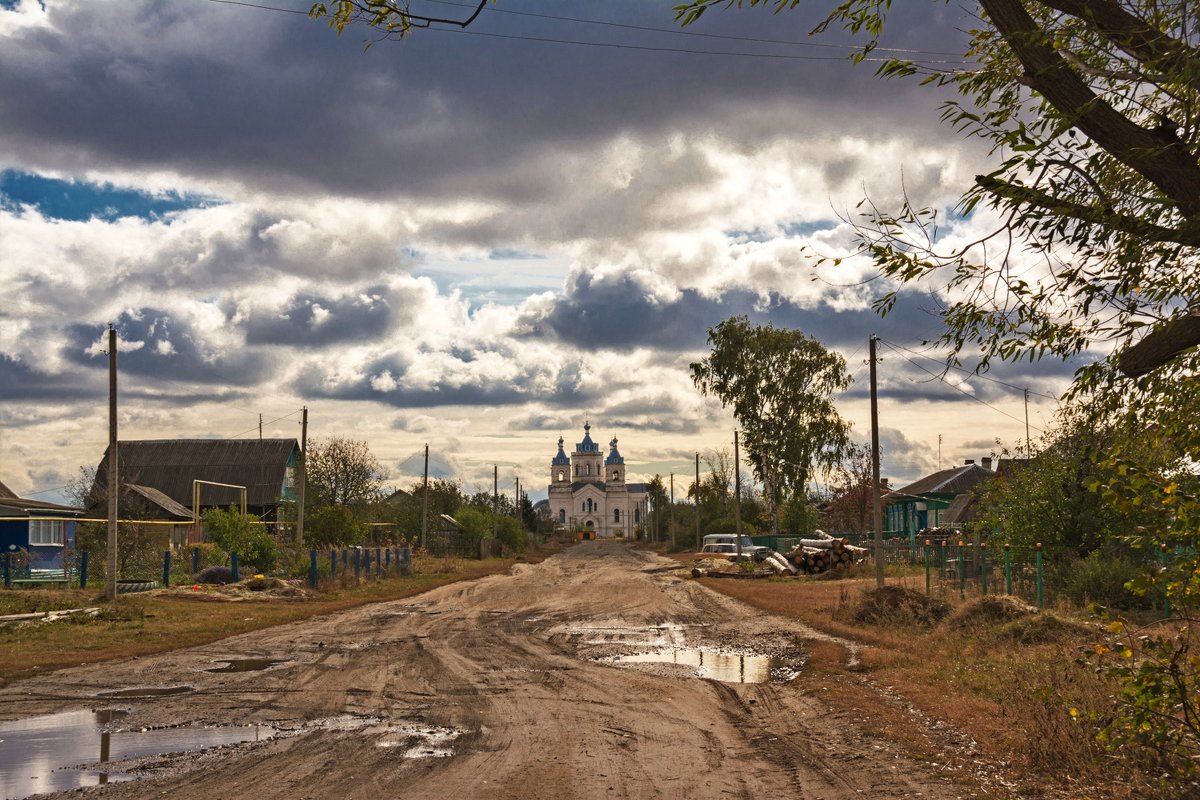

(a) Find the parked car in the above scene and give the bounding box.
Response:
[699,534,770,561]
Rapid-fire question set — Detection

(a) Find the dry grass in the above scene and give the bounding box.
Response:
[699,572,1167,799]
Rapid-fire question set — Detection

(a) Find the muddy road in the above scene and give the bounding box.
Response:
[1,542,973,799]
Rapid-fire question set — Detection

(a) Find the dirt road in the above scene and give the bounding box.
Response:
[2,542,974,799]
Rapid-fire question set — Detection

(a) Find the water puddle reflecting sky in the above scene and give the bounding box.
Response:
[607,648,780,684]
[0,709,274,800]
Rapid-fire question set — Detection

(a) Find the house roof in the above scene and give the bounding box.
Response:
[896,463,993,497]
[0,481,81,517]
[125,484,195,520]
[91,439,299,511]
[941,492,979,526]
[0,479,16,499]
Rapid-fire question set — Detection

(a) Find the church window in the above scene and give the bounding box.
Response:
[614,509,620,523]
[586,463,592,476]
[612,470,619,481]
[634,506,641,523]
[558,509,565,523]
[557,470,564,482]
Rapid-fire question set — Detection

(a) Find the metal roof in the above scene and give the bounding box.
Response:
[895,463,992,497]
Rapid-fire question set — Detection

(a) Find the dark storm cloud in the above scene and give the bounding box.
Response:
[242,286,404,347]
[0,2,971,199]
[293,357,587,408]
[64,311,274,386]
[0,353,101,401]
[519,272,946,354]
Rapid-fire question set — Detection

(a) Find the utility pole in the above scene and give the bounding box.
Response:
[514,476,520,521]
[106,325,118,602]
[734,430,743,560]
[694,452,701,551]
[258,413,262,441]
[669,473,675,547]
[870,334,884,588]
[296,407,307,547]
[1024,388,1031,458]
[492,465,499,541]
[420,444,429,550]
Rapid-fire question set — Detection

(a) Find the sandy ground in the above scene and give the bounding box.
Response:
[0,542,978,799]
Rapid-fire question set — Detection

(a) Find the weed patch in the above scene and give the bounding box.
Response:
[852,585,950,628]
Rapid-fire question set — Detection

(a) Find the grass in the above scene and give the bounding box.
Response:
[694,570,1173,799]
[0,552,536,687]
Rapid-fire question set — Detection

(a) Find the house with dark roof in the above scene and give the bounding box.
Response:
[88,439,300,525]
[0,479,83,572]
[885,459,995,543]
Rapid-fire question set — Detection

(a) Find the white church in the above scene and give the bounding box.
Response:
[548,423,648,538]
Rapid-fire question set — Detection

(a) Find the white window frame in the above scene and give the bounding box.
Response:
[29,519,65,546]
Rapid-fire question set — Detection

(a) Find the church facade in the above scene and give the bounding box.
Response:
[548,423,648,538]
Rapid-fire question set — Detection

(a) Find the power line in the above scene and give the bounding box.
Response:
[878,337,1059,400]
[202,0,970,68]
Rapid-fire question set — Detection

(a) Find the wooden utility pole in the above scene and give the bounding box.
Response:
[1024,388,1031,458]
[420,444,429,550]
[669,473,675,547]
[492,465,499,540]
[514,476,520,520]
[870,334,884,588]
[258,413,262,441]
[295,406,307,547]
[106,325,118,602]
[694,452,701,551]
[734,430,743,560]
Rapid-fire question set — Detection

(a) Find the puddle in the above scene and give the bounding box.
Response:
[95,686,193,699]
[377,724,463,758]
[564,622,698,647]
[0,709,274,800]
[206,658,289,673]
[606,648,778,684]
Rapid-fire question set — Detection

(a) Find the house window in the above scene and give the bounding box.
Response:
[29,519,64,546]
[614,509,620,523]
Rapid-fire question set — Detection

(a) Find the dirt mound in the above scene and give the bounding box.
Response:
[853,586,950,627]
[995,613,1095,645]
[943,596,1037,631]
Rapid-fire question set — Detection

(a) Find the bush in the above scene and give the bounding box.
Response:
[304,505,364,549]
[1060,552,1155,611]
[196,565,233,584]
[201,506,279,573]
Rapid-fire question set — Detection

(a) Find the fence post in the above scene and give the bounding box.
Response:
[342,548,348,571]
[958,540,966,600]
[980,542,988,595]
[385,547,391,573]
[162,550,171,588]
[401,544,411,575]
[330,549,336,579]
[231,552,240,583]
[192,547,200,575]
[1004,543,1012,596]
[1035,543,1044,609]
[376,548,382,576]
[924,539,931,596]
[354,548,361,579]
[80,550,89,588]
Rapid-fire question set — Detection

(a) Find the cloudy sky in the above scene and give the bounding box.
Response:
[0,0,1076,505]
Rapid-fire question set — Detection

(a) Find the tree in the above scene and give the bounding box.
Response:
[645,475,669,542]
[305,436,386,508]
[305,504,365,549]
[824,442,875,537]
[676,0,1200,776]
[691,316,851,536]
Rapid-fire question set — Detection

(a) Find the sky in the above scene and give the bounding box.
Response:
[0,0,1078,506]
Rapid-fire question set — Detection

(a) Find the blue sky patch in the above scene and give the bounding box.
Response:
[0,170,220,222]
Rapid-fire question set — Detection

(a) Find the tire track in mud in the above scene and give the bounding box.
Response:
[0,542,977,799]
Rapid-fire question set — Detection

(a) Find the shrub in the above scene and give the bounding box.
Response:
[202,506,279,573]
[853,585,950,627]
[196,565,233,584]
[1060,552,1155,611]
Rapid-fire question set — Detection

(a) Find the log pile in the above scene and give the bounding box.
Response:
[779,532,868,575]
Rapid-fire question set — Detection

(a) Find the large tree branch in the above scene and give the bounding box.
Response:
[1038,0,1200,94]
[975,174,1200,246]
[1117,309,1200,378]
[979,0,1200,218]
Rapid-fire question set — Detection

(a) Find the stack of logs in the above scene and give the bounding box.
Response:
[776,532,868,575]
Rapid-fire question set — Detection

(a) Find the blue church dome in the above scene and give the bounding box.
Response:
[605,437,624,465]
[551,436,570,465]
[576,421,600,453]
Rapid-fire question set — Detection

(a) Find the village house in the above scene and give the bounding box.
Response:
[0,479,82,573]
